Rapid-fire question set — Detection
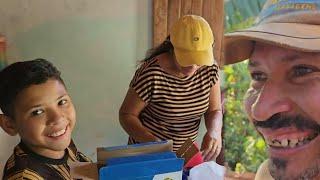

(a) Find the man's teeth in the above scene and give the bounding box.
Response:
[267,133,318,148]
[48,128,66,137]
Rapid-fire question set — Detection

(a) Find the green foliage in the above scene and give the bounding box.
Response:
[226,17,256,33]
[225,0,266,30]
[223,5,268,172]
[223,62,267,173]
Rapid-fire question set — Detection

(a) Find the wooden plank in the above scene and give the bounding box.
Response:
[181,0,192,16]
[167,0,181,34]
[212,0,224,66]
[153,0,168,47]
[191,0,203,16]
[203,0,224,66]
[202,0,219,64]
[202,0,214,29]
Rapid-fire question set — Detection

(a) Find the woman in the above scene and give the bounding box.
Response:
[119,15,223,161]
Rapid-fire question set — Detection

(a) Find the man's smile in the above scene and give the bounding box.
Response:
[258,126,319,157]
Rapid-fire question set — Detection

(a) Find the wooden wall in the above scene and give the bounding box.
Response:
[153,0,224,65]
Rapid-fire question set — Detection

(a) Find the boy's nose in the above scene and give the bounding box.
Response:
[47,109,65,125]
[251,81,293,122]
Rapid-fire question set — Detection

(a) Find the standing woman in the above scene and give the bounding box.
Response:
[119,15,222,161]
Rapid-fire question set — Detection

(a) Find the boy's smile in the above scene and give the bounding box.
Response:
[11,79,76,159]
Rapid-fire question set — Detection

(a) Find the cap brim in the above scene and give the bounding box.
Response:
[224,22,320,65]
[174,47,214,67]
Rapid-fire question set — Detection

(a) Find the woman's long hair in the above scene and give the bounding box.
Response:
[143,36,174,62]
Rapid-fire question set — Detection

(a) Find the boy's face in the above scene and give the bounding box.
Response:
[12,79,76,159]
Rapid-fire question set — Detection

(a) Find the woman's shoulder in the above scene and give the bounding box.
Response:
[137,58,159,71]
[198,63,219,76]
[134,57,164,79]
[204,63,219,71]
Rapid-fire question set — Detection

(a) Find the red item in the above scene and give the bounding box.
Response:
[184,150,204,168]
[176,138,204,168]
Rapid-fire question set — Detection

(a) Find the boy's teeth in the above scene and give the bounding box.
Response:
[49,128,66,137]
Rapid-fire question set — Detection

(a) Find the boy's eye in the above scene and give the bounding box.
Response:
[292,65,315,77]
[250,71,267,82]
[31,109,44,116]
[58,99,68,106]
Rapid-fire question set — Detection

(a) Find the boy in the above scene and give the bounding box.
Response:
[0,59,91,179]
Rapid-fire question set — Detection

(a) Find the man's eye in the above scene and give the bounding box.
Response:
[292,66,315,77]
[31,109,44,116]
[58,99,67,106]
[250,72,267,82]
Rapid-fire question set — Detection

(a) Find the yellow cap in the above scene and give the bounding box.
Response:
[170,15,214,67]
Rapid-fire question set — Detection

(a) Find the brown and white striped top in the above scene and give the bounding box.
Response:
[129,58,219,151]
[2,141,91,180]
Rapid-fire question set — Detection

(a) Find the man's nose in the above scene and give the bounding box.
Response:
[251,81,293,121]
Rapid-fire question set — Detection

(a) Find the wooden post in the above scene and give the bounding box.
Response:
[153,0,168,47]
[212,0,224,66]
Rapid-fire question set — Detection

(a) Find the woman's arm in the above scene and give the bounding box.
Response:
[201,79,223,161]
[119,87,160,142]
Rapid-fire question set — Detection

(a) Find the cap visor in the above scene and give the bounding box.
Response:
[224,23,320,64]
[174,47,214,67]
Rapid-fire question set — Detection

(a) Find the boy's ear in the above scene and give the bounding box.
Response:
[0,114,18,136]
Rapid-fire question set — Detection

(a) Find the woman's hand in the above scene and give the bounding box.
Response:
[201,131,222,161]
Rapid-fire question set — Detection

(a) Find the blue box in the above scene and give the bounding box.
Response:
[99,152,184,180]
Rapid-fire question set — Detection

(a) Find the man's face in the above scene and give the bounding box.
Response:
[244,43,320,180]
[12,79,76,159]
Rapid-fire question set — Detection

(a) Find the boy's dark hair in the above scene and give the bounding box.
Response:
[0,58,65,118]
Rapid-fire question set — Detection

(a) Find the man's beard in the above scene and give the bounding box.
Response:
[253,113,320,179]
[269,158,320,180]
[269,158,287,180]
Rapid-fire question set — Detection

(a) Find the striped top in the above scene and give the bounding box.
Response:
[2,141,91,180]
[129,58,219,151]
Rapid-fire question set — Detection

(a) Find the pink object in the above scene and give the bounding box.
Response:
[176,139,204,168]
[184,151,204,168]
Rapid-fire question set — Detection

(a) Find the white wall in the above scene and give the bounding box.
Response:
[0,0,152,170]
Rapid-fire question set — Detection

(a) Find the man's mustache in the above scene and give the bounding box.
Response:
[253,113,320,132]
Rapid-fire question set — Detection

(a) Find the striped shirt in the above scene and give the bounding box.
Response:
[2,141,91,180]
[129,58,219,151]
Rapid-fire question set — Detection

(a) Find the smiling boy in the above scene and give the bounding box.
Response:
[0,59,91,179]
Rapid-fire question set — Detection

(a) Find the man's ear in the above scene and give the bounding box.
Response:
[0,114,18,136]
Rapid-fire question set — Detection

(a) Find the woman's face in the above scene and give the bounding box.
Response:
[172,54,201,76]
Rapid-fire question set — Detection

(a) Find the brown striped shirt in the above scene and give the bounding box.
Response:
[2,141,91,180]
[129,58,219,151]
